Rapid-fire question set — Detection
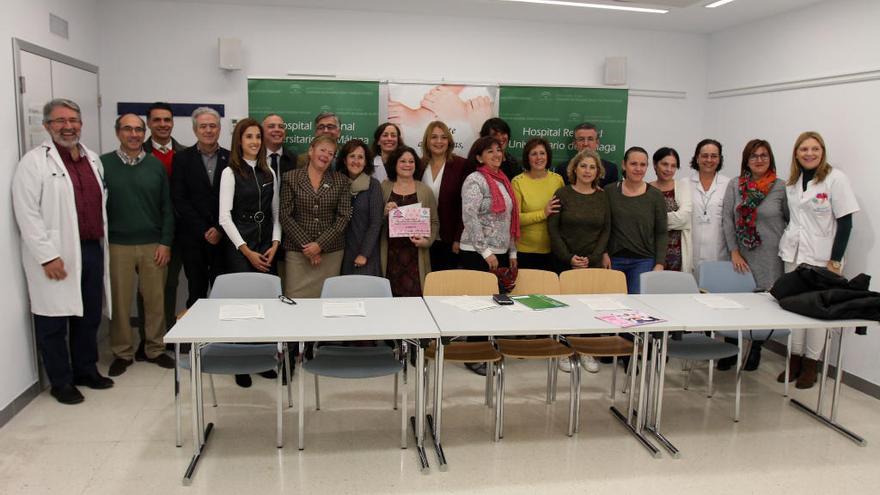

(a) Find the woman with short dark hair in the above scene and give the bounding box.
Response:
[511,138,564,271]
[380,146,438,296]
[337,139,383,276]
[605,147,667,294]
[649,147,692,272]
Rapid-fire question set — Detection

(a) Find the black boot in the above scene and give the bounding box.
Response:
[743,342,763,371]
[717,338,738,370]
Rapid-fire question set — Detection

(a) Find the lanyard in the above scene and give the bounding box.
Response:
[698,175,718,215]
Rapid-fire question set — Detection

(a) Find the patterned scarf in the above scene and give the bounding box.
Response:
[477,165,521,240]
[735,170,777,249]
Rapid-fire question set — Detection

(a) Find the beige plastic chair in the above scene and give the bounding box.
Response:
[423,270,504,441]
[496,269,578,437]
[559,269,635,407]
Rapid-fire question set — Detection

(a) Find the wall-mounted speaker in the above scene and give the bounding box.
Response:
[604,56,627,86]
[218,38,242,71]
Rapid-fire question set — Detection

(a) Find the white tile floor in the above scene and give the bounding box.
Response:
[2,346,880,495]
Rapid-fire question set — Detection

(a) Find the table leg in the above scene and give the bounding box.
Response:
[610,332,661,458]
[789,328,867,446]
[298,341,305,451]
[645,332,679,458]
[183,343,213,484]
[409,341,430,472]
[428,338,447,469]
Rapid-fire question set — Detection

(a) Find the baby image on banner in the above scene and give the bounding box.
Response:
[385,83,499,156]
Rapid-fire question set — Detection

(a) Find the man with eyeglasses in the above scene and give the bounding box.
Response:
[12,98,113,404]
[102,113,175,377]
[296,111,341,168]
[562,122,619,187]
[171,107,229,309]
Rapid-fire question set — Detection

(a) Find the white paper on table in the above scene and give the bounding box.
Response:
[580,298,629,311]
[441,297,499,312]
[694,295,744,309]
[219,304,265,320]
[322,301,367,317]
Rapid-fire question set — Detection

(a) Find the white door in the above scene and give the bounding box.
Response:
[51,61,101,152]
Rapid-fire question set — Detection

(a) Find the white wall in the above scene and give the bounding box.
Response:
[94,0,709,159]
[707,0,880,385]
[0,0,100,409]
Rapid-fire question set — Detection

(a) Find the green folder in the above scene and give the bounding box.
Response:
[510,294,569,311]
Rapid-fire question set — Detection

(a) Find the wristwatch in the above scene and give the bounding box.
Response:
[830,260,842,270]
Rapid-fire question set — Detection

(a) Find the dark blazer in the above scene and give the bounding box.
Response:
[170,144,229,241]
[143,136,187,154]
[419,155,473,244]
[268,146,298,179]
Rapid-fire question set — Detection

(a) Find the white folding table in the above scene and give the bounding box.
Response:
[422,294,684,465]
[164,296,441,483]
[634,292,875,456]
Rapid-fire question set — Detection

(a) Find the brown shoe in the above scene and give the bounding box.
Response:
[777,354,802,383]
[796,357,819,389]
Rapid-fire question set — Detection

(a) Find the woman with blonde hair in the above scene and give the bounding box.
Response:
[418,120,472,270]
[777,131,859,388]
[279,135,352,298]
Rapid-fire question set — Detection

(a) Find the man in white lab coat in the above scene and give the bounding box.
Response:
[12,98,113,405]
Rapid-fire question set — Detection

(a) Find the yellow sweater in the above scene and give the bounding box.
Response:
[512,172,564,254]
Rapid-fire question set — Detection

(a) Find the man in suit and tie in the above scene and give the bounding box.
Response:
[170,107,229,307]
[262,113,297,288]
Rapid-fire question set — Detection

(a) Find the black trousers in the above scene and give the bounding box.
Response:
[516,252,554,271]
[429,240,461,271]
[180,235,222,308]
[33,241,103,387]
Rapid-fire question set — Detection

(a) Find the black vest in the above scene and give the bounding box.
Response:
[231,164,274,251]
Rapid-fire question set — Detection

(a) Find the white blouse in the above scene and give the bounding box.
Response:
[690,172,731,268]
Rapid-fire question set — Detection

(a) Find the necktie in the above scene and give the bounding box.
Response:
[159,146,169,154]
[270,153,279,174]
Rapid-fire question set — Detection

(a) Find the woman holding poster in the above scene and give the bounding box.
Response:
[419,121,472,271]
[380,146,438,296]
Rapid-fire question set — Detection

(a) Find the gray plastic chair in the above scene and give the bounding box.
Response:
[640,271,741,419]
[174,273,293,448]
[299,275,408,449]
[697,261,793,396]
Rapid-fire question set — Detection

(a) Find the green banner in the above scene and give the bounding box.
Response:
[248,79,379,155]
[499,86,628,170]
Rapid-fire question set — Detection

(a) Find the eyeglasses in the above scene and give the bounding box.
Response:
[316,124,338,132]
[47,117,82,126]
[575,137,597,143]
[278,295,296,305]
[749,153,770,162]
[120,126,146,134]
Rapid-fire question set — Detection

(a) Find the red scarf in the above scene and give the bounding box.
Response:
[477,165,520,241]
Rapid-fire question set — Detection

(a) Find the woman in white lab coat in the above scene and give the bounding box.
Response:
[689,139,730,275]
[777,131,859,389]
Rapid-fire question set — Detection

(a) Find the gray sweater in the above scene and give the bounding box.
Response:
[721,177,789,290]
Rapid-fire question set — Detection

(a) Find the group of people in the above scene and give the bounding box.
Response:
[12,97,857,405]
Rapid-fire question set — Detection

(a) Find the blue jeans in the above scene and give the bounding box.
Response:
[610,257,655,294]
